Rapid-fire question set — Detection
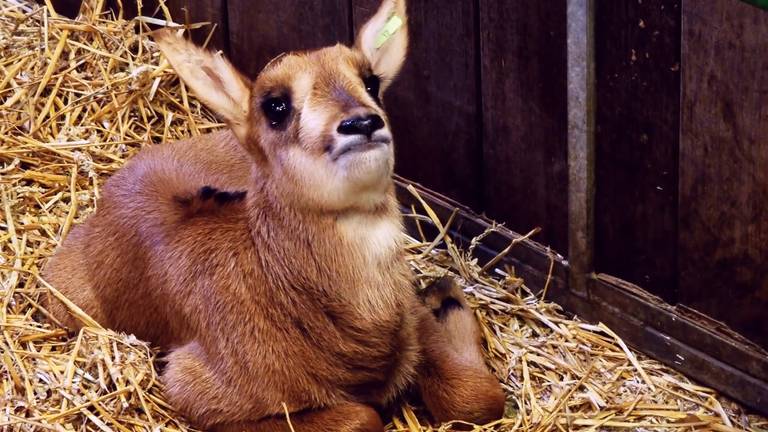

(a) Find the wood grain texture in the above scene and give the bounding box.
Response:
[479,0,569,252]
[679,0,768,348]
[353,0,483,209]
[595,275,768,384]
[565,0,595,298]
[594,0,681,302]
[227,0,351,78]
[590,278,768,415]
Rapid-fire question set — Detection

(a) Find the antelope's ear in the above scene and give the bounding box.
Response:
[153,29,251,142]
[355,0,408,89]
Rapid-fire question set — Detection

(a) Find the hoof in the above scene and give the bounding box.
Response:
[420,276,468,321]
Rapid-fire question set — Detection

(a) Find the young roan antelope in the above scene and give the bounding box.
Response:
[43,1,506,430]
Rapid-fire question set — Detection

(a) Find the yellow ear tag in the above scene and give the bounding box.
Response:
[375,15,403,49]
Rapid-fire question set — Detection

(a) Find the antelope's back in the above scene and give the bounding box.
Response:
[43,130,253,344]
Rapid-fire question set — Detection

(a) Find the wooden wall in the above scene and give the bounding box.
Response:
[52,0,768,350]
[592,0,768,348]
[679,0,768,349]
[594,0,681,303]
[480,1,569,255]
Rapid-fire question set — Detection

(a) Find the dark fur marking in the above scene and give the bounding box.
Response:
[176,186,247,217]
[173,196,192,206]
[213,190,247,204]
[433,297,463,321]
[200,186,217,200]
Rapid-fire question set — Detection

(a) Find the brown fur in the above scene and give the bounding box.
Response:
[43,1,504,430]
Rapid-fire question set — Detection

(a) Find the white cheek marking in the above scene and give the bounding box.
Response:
[294,72,330,145]
[293,72,314,99]
[299,106,330,145]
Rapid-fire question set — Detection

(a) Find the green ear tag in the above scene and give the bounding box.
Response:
[375,15,403,49]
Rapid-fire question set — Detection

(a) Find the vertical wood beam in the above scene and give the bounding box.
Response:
[566,0,596,297]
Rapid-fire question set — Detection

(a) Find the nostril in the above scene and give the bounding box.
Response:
[367,114,385,133]
[336,118,359,136]
[337,114,385,137]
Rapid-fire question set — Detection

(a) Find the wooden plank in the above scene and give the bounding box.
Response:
[396,178,768,415]
[593,0,681,302]
[587,280,768,415]
[595,275,768,383]
[395,175,569,296]
[679,0,768,349]
[227,0,351,78]
[565,0,595,297]
[353,0,483,209]
[479,0,569,252]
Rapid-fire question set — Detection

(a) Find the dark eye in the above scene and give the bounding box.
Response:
[261,95,292,128]
[363,75,381,105]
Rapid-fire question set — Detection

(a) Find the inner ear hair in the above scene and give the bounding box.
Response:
[355,0,408,85]
[153,29,251,140]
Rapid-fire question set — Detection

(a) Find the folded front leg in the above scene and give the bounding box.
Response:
[212,402,384,432]
[416,277,506,426]
[163,342,384,432]
[162,341,266,428]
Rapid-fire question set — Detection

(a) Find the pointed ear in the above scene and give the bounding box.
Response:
[356,0,408,89]
[153,29,251,142]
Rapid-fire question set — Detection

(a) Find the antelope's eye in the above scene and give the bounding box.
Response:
[363,75,381,105]
[261,95,292,128]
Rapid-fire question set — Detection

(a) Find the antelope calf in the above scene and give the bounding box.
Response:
[44,1,505,430]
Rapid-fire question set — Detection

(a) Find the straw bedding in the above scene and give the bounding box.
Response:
[0,1,766,430]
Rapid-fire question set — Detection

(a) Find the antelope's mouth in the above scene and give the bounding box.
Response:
[331,135,391,161]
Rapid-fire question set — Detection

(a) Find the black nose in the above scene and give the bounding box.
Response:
[336,114,385,137]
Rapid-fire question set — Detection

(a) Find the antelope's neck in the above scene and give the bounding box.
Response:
[245,187,409,298]
[336,191,401,251]
[246,179,403,253]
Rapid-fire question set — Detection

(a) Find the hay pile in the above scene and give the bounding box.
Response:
[0,1,765,430]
